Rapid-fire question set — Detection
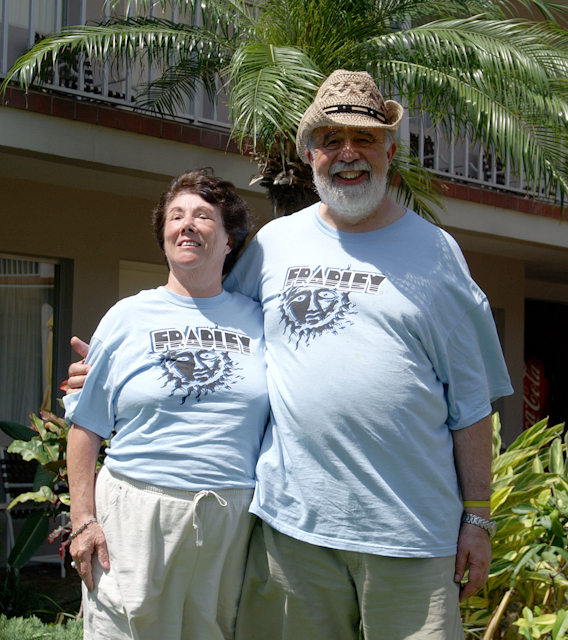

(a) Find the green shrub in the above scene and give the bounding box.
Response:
[0,409,106,570]
[0,614,82,639]
[462,415,568,639]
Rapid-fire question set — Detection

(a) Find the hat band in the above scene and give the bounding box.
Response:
[322,104,388,124]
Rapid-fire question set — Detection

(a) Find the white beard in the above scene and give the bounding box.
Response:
[313,160,387,224]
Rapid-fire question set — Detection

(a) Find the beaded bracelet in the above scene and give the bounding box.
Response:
[69,518,98,541]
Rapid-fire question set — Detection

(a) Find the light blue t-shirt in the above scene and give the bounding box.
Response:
[64,287,270,491]
[224,204,513,557]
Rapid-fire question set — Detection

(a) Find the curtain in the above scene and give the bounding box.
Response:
[0,285,52,427]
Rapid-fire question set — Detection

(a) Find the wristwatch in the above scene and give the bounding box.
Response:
[461,512,497,539]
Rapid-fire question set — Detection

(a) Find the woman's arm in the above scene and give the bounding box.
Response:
[67,424,110,591]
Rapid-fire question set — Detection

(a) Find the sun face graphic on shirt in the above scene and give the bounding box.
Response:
[157,348,240,403]
[278,285,355,347]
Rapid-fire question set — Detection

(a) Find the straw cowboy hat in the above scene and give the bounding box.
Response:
[296,70,404,163]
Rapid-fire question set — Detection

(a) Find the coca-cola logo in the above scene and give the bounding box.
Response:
[522,358,547,430]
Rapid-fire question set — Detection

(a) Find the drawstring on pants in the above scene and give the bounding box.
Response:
[192,490,228,546]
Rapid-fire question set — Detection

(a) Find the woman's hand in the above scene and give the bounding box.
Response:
[70,519,110,592]
[66,337,91,394]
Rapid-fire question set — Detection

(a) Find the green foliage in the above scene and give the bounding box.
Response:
[5,410,71,513]
[0,422,36,442]
[0,409,105,570]
[0,614,82,639]
[461,415,568,639]
[2,0,567,218]
[7,511,50,570]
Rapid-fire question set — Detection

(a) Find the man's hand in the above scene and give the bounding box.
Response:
[451,415,493,600]
[66,337,91,394]
[454,522,492,601]
[70,521,110,592]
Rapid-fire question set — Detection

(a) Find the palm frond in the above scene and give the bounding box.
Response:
[0,18,236,96]
[228,43,324,151]
[367,16,568,202]
[134,58,218,114]
[389,142,444,223]
[109,0,257,30]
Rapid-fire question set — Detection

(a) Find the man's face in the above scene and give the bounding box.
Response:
[307,127,396,223]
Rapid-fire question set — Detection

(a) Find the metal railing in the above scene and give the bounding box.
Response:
[0,0,231,129]
[406,115,560,203]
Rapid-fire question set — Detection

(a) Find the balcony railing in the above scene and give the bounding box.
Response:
[407,113,560,202]
[0,0,561,202]
[0,0,231,129]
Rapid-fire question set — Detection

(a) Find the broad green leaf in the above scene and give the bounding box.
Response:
[550,438,565,474]
[44,443,61,462]
[493,448,543,475]
[43,459,67,473]
[515,618,532,627]
[533,456,545,474]
[506,419,551,451]
[536,488,551,506]
[0,420,36,442]
[30,413,47,439]
[491,487,513,511]
[33,464,56,491]
[553,610,568,639]
[550,509,565,539]
[533,613,557,625]
[7,485,57,508]
[492,412,502,459]
[8,439,50,465]
[7,509,49,569]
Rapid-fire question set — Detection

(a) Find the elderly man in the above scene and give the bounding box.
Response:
[224,70,512,640]
[69,70,512,639]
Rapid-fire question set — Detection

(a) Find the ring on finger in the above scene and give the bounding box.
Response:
[71,560,77,569]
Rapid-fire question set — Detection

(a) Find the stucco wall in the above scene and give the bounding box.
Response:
[463,252,525,445]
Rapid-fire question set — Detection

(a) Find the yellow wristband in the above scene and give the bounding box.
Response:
[463,500,491,508]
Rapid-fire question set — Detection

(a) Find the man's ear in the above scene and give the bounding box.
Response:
[306,149,315,169]
[386,142,397,165]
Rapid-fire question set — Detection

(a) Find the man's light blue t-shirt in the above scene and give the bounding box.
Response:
[224,204,513,557]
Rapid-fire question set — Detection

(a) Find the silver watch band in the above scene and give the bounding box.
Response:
[461,512,497,539]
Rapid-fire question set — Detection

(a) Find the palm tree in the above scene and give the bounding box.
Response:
[3,0,568,219]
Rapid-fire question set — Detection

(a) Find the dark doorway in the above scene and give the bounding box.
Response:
[525,299,568,429]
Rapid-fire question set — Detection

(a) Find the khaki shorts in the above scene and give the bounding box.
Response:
[83,466,255,640]
[235,519,464,640]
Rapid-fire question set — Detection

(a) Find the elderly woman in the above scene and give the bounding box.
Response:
[63,169,269,640]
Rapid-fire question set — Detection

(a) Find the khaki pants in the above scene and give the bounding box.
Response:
[235,519,464,640]
[83,466,255,640]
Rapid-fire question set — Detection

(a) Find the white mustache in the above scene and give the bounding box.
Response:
[330,160,373,176]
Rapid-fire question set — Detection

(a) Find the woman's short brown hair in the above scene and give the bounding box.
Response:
[152,168,253,275]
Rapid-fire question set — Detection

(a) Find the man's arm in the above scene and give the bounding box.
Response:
[451,414,493,601]
[66,337,91,393]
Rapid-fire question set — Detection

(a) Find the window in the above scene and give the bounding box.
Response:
[0,255,72,429]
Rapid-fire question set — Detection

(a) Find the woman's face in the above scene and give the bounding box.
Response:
[163,192,231,278]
